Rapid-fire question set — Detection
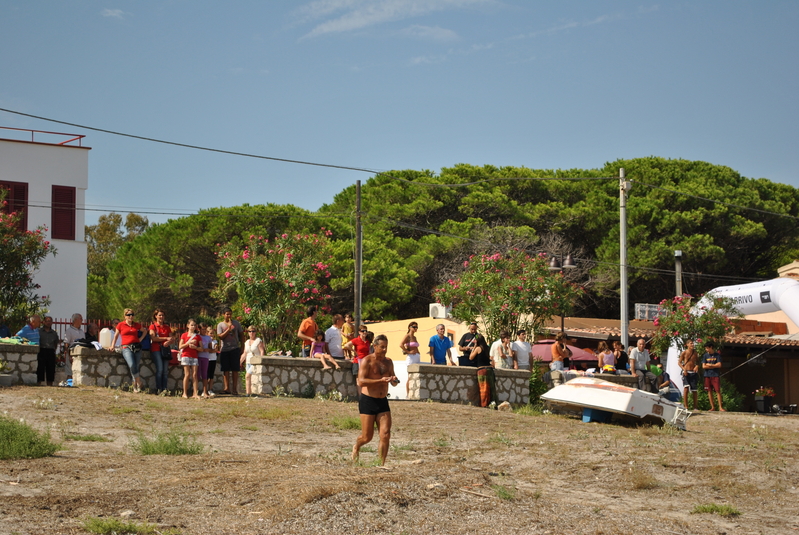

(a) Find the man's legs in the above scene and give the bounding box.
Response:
[232,368,239,394]
[683,386,690,408]
[222,370,231,392]
[706,379,716,410]
[715,388,724,411]
[375,411,392,465]
[645,372,658,393]
[634,370,645,390]
[352,413,376,461]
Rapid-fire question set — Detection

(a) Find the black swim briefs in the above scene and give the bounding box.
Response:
[359,394,390,416]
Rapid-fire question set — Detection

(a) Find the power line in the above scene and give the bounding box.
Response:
[1,107,620,189]
[0,107,383,175]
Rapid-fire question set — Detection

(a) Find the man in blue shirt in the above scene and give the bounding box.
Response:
[16,315,41,344]
[428,324,454,365]
[701,341,724,411]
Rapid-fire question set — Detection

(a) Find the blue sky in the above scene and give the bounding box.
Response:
[1,1,797,226]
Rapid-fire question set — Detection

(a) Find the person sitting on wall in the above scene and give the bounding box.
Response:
[629,338,657,393]
[62,313,85,382]
[0,316,10,338]
[613,341,630,375]
[85,323,99,344]
[16,315,41,344]
[655,360,682,403]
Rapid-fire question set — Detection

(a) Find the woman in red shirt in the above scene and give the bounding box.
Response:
[108,308,146,393]
[148,308,172,394]
[179,319,202,399]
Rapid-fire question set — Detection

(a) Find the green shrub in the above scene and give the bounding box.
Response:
[528,359,549,405]
[690,503,741,517]
[82,516,181,534]
[301,382,315,399]
[331,416,360,430]
[696,377,744,411]
[0,416,61,460]
[129,429,203,455]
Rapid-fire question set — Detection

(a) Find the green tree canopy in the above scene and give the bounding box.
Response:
[88,158,799,325]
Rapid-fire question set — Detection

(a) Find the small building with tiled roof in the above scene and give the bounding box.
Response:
[542,316,799,410]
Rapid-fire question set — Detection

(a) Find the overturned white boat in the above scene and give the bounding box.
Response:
[541,377,691,430]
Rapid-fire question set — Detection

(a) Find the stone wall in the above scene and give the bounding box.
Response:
[0,344,41,385]
[250,356,359,399]
[70,346,227,391]
[407,364,531,405]
[1,344,360,397]
[3,344,531,404]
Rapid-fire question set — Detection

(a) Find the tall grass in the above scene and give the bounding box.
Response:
[129,428,203,455]
[331,416,361,430]
[82,516,181,534]
[0,416,61,460]
[691,503,741,517]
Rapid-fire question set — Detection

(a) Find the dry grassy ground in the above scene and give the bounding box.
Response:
[1,385,798,535]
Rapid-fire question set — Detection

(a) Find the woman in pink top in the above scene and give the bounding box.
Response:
[312,330,341,370]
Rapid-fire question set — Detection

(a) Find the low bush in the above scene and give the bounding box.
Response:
[129,428,203,455]
[0,416,60,460]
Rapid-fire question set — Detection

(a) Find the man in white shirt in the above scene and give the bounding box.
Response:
[489,331,514,369]
[62,313,85,381]
[629,338,657,392]
[511,330,533,371]
[325,314,346,360]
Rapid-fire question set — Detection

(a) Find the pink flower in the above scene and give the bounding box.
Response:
[225,271,231,278]
[281,234,288,239]
[244,307,251,314]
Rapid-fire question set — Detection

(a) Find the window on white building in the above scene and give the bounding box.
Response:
[0,180,28,231]
[51,185,76,240]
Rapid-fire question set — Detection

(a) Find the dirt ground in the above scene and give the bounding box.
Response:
[1,385,798,535]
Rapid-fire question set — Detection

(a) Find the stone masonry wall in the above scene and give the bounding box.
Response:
[251,356,359,399]
[70,346,228,391]
[1,344,359,397]
[407,364,531,405]
[0,344,41,385]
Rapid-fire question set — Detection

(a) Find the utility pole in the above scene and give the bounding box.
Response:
[354,180,363,330]
[674,250,683,297]
[619,168,629,350]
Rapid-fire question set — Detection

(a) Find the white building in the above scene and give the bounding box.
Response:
[0,128,89,321]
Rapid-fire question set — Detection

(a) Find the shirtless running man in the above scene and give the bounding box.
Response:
[678,340,700,410]
[352,334,399,465]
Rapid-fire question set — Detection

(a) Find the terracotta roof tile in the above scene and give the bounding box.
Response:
[548,326,799,348]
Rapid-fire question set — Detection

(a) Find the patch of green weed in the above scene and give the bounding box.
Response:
[129,428,203,455]
[0,416,61,460]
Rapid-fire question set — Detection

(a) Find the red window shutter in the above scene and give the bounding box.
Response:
[0,180,28,231]
[51,185,76,240]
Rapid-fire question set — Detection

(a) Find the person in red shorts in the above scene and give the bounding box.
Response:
[701,341,724,411]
